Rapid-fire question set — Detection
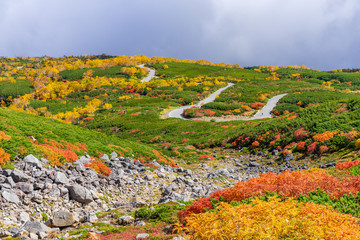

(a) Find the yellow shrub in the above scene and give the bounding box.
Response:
[182,197,360,240]
[355,139,360,149]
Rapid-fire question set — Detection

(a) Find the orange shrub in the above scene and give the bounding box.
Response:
[0,131,11,141]
[84,160,111,176]
[313,130,338,142]
[251,141,260,148]
[0,148,11,165]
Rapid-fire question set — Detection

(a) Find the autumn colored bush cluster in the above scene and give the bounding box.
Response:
[336,159,360,170]
[182,197,360,239]
[30,139,88,166]
[178,168,360,222]
[84,160,111,176]
[183,108,215,118]
[198,154,215,161]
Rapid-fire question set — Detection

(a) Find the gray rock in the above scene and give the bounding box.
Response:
[88,212,98,223]
[10,169,30,183]
[118,215,134,225]
[19,212,30,223]
[54,172,69,185]
[22,221,52,233]
[214,168,230,176]
[18,183,34,194]
[284,154,294,161]
[1,168,12,177]
[29,232,39,240]
[131,199,146,208]
[5,177,16,188]
[136,233,149,239]
[0,183,12,189]
[100,154,110,161]
[159,192,190,204]
[134,220,146,226]
[249,162,260,167]
[75,163,86,172]
[7,227,21,236]
[31,193,43,204]
[0,175,5,183]
[110,151,118,160]
[2,190,20,203]
[33,183,44,190]
[325,162,336,168]
[271,150,279,155]
[59,187,69,197]
[52,211,75,227]
[24,155,42,168]
[67,184,93,204]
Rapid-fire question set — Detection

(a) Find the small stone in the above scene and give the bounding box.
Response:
[24,155,42,168]
[284,154,294,161]
[100,154,110,161]
[54,172,69,185]
[22,221,52,233]
[118,215,134,225]
[29,232,38,240]
[67,184,93,204]
[249,162,260,167]
[19,212,30,223]
[10,169,31,183]
[88,212,98,223]
[134,220,146,226]
[18,183,34,194]
[2,190,20,203]
[52,211,75,227]
[136,233,149,239]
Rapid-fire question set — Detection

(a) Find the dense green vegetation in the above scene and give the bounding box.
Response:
[59,65,134,80]
[0,80,33,98]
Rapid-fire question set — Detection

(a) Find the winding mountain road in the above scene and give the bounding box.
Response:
[139,64,156,82]
[167,83,235,120]
[249,93,288,120]
[138,64,287,121]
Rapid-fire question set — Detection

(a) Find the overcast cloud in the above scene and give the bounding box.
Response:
[0,0,359,70]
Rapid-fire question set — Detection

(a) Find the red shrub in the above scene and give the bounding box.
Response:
[306,142,317,155]
[336,159,360,170]
[318,145,329,154]
[178,169,360,223]
[250,102,265,110]
[199,155,215,161]
[297,141,306,151]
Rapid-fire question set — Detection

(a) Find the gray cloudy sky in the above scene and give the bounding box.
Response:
[1,0,359,70]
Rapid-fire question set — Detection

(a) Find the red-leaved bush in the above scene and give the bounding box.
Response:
[178,169,360,223]
[336,159,360,170]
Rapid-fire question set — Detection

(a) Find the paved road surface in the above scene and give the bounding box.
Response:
[250,93,288,120]
[168,83,235,119]
[139,64,156,82]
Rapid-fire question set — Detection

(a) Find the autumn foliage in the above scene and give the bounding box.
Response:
[182,197,360,240]
[178,169,360,222]
[84,160,111,176]
[0,148,11,165]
